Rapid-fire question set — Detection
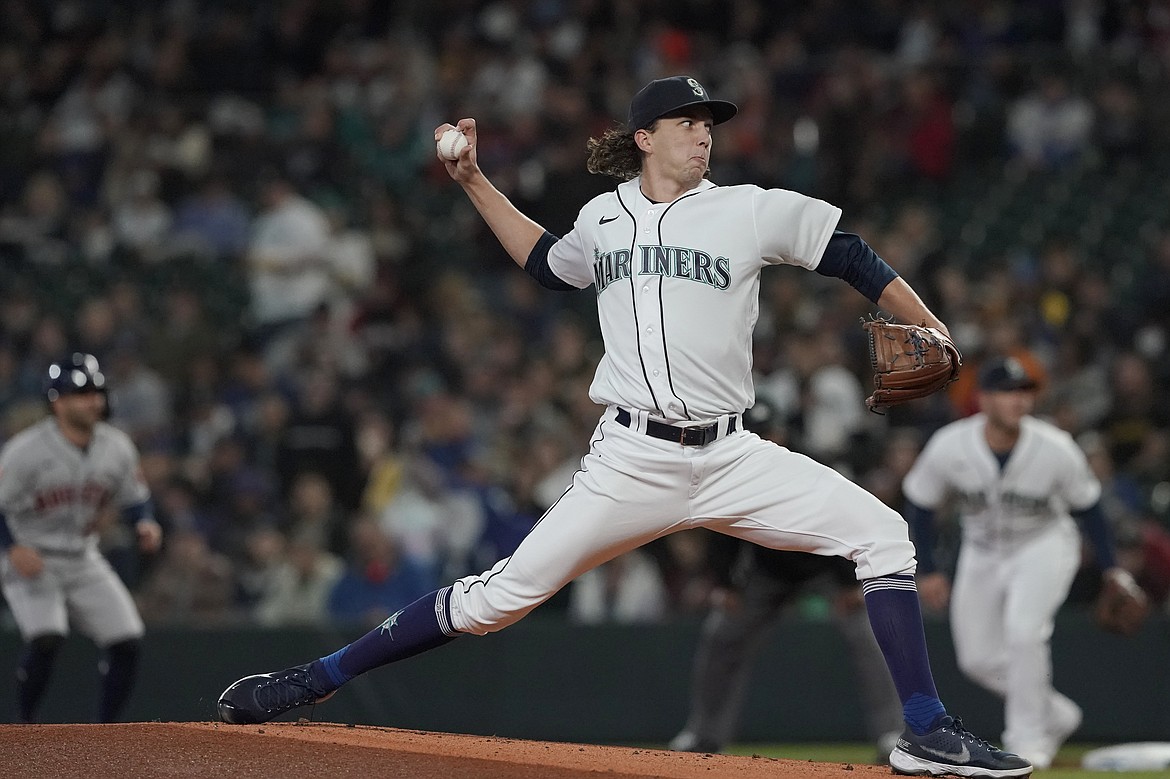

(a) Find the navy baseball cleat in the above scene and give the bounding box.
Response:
[889,716,1033,778]
[217,663,335,724]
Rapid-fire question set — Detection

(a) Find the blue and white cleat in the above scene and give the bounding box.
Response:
[217,663,335,725]
[890,716,1033,777]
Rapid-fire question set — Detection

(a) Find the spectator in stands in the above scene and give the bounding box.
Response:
[144,287,223,389]
[377,455,484,583]
[154,477,214,542]
[105,337,173,449]
[284,470,349,558]
[255,531,344,627]
[1006,69,1094,168]
[111,168,173,256]
[0,171,70,262]
[757,328,868,470]
[74,295,121,364]
[170,175,251,260]
[275,368,364,511]
[234,526,287,612]
[327,519,435,628]
[569,549,670,625]
[1100,352,1168,471]
[136,529,237,626]
[1092,76,1145,160]
[245,172,332,349]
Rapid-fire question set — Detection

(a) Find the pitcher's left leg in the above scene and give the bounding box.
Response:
[695,437,1030,777]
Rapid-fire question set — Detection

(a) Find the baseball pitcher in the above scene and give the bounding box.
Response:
[0,353,162,722]
[218,76,1029,778]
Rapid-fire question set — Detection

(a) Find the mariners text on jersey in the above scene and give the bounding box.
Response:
[593,245,732,293]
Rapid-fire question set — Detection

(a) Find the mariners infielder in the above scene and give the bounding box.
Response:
[0,353,162,723]
[219,76,1029,778]
[903,356,1127,770]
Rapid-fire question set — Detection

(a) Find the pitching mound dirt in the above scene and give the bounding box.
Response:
[2,721,893,778]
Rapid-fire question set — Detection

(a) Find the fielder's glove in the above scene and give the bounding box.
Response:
[1094,568,1150,636]
[861,318,962,412]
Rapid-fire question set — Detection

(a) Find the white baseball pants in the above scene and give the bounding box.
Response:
[448,406,916,635]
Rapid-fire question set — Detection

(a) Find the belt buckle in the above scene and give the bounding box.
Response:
[681,424,715,447]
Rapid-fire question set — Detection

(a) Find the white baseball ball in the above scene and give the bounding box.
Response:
[437,128,469,161]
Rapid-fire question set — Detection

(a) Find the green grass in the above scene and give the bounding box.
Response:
[716,743,1170,778]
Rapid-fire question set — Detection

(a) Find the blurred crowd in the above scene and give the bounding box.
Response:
[3,0,1170,630]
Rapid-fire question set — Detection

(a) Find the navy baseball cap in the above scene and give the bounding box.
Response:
[978,357,1038,392]
[627,76,738,130]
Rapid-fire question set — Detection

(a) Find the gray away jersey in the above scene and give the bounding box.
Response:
[0,418,149,554]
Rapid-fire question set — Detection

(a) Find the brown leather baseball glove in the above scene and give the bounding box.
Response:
[862,319,962,412]
[1094,569,1150,636]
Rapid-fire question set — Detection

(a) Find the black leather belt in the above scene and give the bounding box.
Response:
[37,548,86,557]
[615,408,738,447]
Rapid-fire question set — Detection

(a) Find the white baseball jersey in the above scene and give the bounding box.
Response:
[0,418,149,554]
[902,413,1101,549]
[546,178,841,420]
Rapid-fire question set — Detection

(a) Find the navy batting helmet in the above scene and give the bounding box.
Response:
[45,352,106,402]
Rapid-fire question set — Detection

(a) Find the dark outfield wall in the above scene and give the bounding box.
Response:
[2,613,1166,742]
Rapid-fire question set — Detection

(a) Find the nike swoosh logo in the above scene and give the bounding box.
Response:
[599,215,619,225]
[920,743,971,763]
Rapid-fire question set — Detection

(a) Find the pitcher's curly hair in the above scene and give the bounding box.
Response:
[586,126,642,181]
[585,121,713,181]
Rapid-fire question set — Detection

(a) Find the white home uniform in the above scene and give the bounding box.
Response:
[0,417,150,645]
[444,177,917,635]
[901,413,1099,759]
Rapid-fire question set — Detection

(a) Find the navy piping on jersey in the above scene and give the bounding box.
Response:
[654,188,709,420]
[453,415,612,598]
[616,186,665,416]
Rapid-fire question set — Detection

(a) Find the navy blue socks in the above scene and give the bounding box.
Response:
[98,639,140,723]
[314,586,459,690]
[862,574,947,735]
[307,577,949,736]
[16,634,63,723]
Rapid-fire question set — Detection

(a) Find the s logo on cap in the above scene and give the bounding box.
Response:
[687,78,705,97]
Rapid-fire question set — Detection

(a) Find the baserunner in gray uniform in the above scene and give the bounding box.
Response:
[0,353,162,722]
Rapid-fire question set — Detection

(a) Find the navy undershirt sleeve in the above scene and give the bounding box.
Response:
[902,499,939,574]
[121,500,155,528]
[1071,501,1118,571]
[815,231,899,303]
[524,231,576,291]
[0,511,14,549]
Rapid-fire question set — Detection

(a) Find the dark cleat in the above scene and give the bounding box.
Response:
[890,716,1033,778]
[218,663,335,725]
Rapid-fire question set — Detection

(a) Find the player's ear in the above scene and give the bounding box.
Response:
[633,127,653,154]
